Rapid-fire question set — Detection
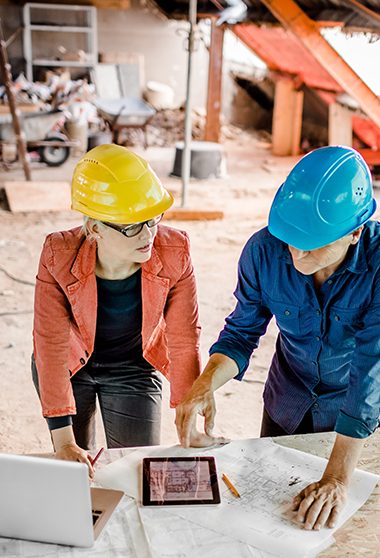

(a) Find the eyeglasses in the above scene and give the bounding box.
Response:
[103,214,163,238]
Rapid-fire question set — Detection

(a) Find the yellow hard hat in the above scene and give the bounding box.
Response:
[71,144,174,223]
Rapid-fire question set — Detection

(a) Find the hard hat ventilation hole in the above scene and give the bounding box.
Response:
[83,158,99,165]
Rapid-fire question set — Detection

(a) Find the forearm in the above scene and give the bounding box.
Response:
[51,425,76,452]
[195,353,239,395]
[322,433,365,485]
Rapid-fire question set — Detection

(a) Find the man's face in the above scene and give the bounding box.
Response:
[288,232,361,276]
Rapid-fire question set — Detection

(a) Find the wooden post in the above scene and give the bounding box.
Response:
[204,20,224,143]
[272,77,304,156]
[328,103,352,146]
[0,38,32,181]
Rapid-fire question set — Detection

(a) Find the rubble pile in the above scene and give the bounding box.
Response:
[134,107,270,148]
[0,72,96,114]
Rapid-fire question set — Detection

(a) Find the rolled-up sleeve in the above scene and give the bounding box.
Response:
[335,275,380,438]
[209,239,272,379]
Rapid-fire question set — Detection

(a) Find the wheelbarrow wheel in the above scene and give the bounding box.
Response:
[38,136,70,167]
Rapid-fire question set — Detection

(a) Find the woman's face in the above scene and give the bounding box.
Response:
[95,219,159,264]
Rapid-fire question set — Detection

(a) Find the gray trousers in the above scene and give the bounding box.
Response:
[32,355,162,450]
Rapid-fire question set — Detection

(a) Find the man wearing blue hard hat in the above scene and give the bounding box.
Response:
[176,146,380,530]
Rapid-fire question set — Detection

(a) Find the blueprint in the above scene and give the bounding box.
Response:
[96,438,379,558]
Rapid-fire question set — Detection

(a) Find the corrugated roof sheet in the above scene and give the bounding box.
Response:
[233,24,342,91]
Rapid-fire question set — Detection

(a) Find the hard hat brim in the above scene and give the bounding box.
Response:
[268,197,377,251]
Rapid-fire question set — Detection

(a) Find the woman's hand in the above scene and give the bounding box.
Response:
[51,425,94,478]
[55,442,94,478]
[292,477,347,530]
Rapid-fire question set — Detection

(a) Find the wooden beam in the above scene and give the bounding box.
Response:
[0,39,32,181]
[4,182,70,213]
[272,77,303,156]
[260,0,380,129]
[204,20,225,143]
[91,0,131,8]
[357,149,380,166]
[164,209,224,221]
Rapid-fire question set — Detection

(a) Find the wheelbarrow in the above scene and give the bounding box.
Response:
[94,97,156,149]
[0,109,77,167]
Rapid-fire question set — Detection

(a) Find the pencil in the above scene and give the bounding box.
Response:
[222,473,240,498]
[89,447,104,467]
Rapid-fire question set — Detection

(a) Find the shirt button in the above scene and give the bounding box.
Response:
[316,309,321,316]
[327,279,333,285]
[80,357,86,365]
[315,336,320,341]
[312,361,317,365]
[334,315,340,321]
[313,403,319,408]
[284,310,291,316]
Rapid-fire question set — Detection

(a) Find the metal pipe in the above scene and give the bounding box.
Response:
[181,0,198,208]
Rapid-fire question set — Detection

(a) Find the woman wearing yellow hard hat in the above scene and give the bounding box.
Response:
[31,144,203,475]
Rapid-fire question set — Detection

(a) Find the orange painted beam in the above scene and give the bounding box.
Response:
[205,20,225,142]
[357,149,380,166]
[260,0,380,129]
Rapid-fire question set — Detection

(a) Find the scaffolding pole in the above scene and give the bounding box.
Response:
[181,0,197,208]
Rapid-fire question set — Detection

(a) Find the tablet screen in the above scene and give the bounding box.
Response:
[142,456,220,506]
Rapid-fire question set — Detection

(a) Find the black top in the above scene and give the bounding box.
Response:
[92,268,144,364]
[48,268,154,431]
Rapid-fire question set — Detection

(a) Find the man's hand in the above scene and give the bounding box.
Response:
[175,387,227,448]
[292,432,365,530]
[292,477,347,530]
[175,353,238,448]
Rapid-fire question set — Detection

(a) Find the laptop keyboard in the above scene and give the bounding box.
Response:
[92,509,103,526]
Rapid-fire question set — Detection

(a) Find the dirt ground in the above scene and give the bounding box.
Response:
[1,137,376,455]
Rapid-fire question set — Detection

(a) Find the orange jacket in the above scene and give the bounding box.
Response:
[33,225,201,417]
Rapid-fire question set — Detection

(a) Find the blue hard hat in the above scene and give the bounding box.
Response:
[268,146,377,250]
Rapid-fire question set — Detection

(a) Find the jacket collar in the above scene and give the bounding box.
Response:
[142,244,163,275]
[70,235,164,281]
[70,236,97,281]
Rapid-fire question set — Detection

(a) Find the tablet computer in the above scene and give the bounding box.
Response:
[142,456,220,506]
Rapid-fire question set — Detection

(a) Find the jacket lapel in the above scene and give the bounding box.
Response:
[67,238,97,344]
[142,245,170,343]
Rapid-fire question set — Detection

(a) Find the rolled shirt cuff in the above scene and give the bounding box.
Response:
[335,410,378,439]
[47,415,73,431]
[209,343,248,380]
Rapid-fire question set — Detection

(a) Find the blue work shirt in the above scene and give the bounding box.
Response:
[210,221,380,438]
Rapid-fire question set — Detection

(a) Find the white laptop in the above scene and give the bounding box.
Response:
[0,453,124,547]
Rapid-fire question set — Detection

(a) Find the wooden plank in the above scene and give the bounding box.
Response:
[164,209,224,221]
[0,104,42,114]
[204,20,224,143]
[91,0,131,8]
[3,181,71,212]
